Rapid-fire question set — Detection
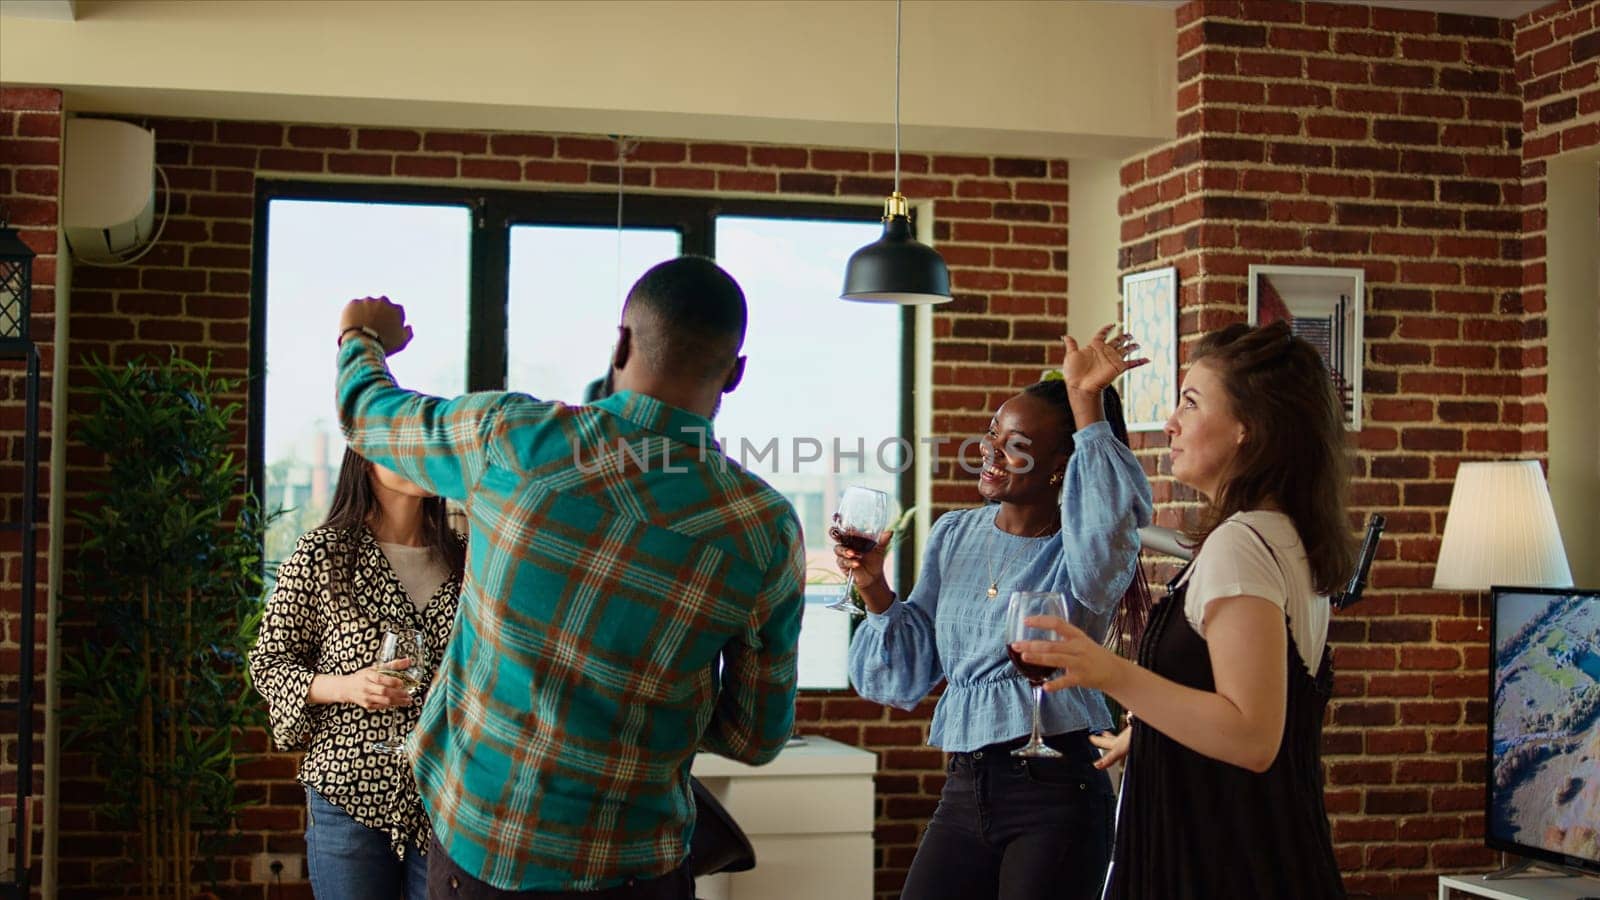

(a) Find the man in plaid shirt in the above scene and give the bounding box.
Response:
[335,257,805,899]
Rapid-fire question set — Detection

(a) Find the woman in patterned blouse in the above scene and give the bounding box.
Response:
[250,447,465,900]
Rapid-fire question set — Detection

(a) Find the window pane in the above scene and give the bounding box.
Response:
[262,199,470,563]
[714,216,904,690]
[506,226,681,401]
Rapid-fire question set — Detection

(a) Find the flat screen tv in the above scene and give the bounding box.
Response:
[1487,585,1600,876]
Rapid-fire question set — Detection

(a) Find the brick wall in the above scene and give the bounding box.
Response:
[26,1,1598,896]
[53,118,1068,898]
[0,85,60,895]
[1119,1,1587,897]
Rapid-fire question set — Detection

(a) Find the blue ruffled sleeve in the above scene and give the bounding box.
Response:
[1060,420,1154,615]
[846,512,957,711]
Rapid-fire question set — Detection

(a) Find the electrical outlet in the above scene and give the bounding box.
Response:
[251,852,304,883]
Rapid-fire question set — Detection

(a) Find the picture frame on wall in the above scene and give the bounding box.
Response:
[1119,266,1178,432]
[1247,264,1365,431]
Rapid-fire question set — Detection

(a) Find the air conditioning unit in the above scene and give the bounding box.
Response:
[63,118,158,264]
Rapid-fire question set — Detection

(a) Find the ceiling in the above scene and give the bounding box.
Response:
[0,0,1560,24]
[1119,0,1550,18]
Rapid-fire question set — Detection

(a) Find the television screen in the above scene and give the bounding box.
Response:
[1488,585,1600,874]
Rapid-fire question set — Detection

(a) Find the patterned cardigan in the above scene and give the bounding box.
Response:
[249,525,463,859]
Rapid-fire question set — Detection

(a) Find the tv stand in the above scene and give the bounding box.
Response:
[1485,859,1578,881]
[1439,873,1600,900]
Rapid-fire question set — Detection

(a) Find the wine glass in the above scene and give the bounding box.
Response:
[367,627,427,756]
[1005,590,1069,758]
[824,486,890,616]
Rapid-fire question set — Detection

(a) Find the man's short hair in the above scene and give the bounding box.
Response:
[623,256,748,382]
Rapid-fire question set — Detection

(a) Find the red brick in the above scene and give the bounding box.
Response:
[555,137,616,161]
[460,158,520,181]
[0,87,63,111]
[654,167,716,191]
[1309,58,1371,84]
[258,148,323,173]
[287,125,350,149]
[16,112,61,138]
[715,170,777,193]
[812,149,871,172]
[490,134,557,158]
[216,121,282,145]
[395,155,458,179]
[357,128,421,152]
[751,146,806,168]
[514,160,583,183]
[692,143,750,166]
[327,153,392,176]
[423,132,488,154]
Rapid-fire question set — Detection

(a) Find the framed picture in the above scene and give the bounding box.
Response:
[1119,266,1178,432]
[1247,264,1365,431]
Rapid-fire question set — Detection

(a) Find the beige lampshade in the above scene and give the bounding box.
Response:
[1432,460,1574,590]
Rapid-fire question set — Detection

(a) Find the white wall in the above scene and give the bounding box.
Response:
[0,0,1174,158]
[1066,157,1123,340]
[1544,156,1600,587]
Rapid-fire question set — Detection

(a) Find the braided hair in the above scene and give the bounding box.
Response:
[1019,380,1153,652]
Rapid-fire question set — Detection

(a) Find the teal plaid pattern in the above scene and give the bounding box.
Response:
[336,335,805,890]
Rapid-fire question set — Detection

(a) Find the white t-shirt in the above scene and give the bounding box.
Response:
[1174,510,1328,674]
[379,542,449,614]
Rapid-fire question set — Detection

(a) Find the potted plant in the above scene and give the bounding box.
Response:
[60,354,270,899]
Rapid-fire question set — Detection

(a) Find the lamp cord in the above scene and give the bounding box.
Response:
[616,137,625,305]
[613,136,637,307]
[894,0,902,196]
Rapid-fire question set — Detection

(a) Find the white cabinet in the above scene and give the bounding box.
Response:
[692,736,877,900]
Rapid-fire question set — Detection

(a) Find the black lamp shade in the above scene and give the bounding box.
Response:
[0,224,36,346]
[840,214,950,305]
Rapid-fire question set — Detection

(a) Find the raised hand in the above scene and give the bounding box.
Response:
[1060,323,1150,395]
[339,296,414,355]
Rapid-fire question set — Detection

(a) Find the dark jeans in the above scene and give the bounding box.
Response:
[427,835,693,900]
[900,732,1115,900]
[304,787,428,900]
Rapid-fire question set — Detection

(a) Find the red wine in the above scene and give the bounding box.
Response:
[1007,647,1056,685]
[836,532,878,554]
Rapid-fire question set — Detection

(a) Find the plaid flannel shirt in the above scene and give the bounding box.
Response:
[336,334,804,890]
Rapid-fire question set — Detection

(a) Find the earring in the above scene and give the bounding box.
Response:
[1049,472,1063,486]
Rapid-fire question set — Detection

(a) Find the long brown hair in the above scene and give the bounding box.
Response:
[1183,321,1355,594]
[321,447,465,577]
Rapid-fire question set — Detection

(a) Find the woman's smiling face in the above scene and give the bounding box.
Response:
[978,392,1068,506]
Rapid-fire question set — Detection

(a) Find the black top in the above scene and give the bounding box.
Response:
[1107,531,1346,900]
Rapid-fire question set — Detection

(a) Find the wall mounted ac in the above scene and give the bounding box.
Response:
[63,118,158,265]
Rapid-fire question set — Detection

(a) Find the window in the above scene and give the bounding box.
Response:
[253,184,910,689]
[259,198,469,564]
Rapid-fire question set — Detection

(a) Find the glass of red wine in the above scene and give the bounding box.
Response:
[1006,590,1069,758]
[824,485,890,616]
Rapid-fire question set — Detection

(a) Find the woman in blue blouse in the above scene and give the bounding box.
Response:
[838,326,1152,900]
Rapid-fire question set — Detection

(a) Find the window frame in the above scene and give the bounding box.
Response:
[248,178,918,621]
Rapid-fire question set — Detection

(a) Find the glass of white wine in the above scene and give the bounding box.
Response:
[367,627,426,756]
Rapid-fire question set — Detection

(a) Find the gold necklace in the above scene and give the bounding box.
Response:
[983,514,1060,599]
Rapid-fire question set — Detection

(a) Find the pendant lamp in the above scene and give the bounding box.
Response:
[840,0,951,305]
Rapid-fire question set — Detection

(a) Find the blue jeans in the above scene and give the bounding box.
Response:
[900,732,1115,900]
[306,786,428,900]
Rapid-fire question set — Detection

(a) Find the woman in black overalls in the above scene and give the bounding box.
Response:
[1013,321,1352,900]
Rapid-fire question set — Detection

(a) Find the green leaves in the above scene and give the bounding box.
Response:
[61,352,274,888]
